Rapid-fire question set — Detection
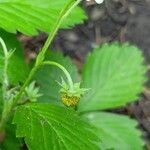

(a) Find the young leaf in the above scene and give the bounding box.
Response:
[0,0,86,35]
[78,43,147,112]
[84,112,144,150]
[34,50,78,104]
[13,103,100,150]
[0,30,29,84]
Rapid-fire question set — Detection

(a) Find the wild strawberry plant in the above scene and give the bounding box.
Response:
[0,0,147,150]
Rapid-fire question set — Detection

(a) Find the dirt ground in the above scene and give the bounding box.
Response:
[20,0,150,148]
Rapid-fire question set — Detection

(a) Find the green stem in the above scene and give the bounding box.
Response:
[35,0,82,66]
[0,67,39,130]
[0,38,9,101]
[42,61,74,90]
[0,99,13,130]
[0,0,82,131]
[0,38,10,131]
[13,0,82,105]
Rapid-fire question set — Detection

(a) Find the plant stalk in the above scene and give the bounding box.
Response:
[0,38,9,102]
[0,38,10,131]
[35,0,82,66]
[0,0,82,131]
[42,61,74,90]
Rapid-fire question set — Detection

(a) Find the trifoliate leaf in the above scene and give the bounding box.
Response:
[84,112,144,150]
[13,103,100,150]
[0,0,86,35]
[0,30,29,84]
[34,50,78,104]
[78,43,147,112]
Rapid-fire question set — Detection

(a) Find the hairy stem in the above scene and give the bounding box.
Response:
[0,38,9,131]
[42,61,74,90]
[0,38,9,101]
[0,0,82,131]
[35,0,82,66]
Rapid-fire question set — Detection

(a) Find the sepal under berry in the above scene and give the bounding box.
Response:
[59,78,89,107]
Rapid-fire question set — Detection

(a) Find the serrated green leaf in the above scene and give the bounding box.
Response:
[0,0,86,36]
[84,112,144,150]
[78,43,147,112]
[0,30,29,84]
[13,103,100,150]
[34,50,78,104]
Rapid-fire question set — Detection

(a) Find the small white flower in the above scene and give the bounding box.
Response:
[86,0,104,4]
